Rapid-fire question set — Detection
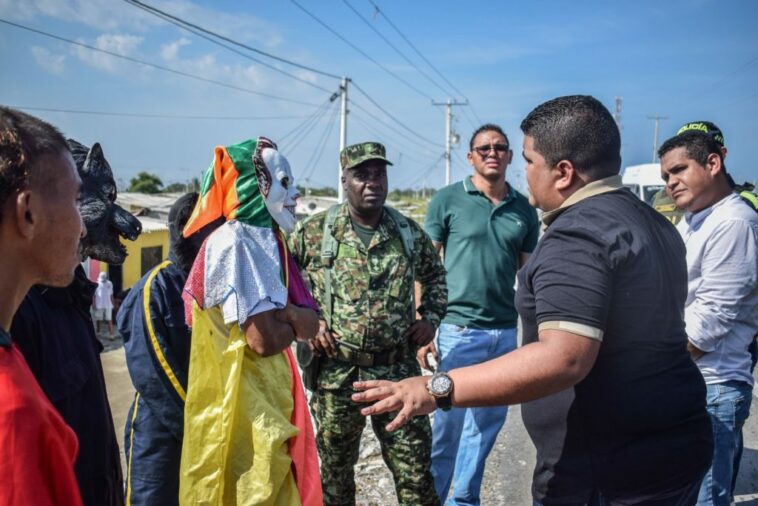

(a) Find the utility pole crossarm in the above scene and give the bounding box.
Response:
[432,99,468,186]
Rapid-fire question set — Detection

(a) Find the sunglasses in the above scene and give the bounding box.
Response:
[472,144,510,156]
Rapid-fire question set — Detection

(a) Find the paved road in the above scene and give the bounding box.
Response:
[102,346,758,505]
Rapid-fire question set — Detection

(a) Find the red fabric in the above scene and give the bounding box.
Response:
[277,234,322,505]
[182,239,208,326]
[284,347,323,506]
[0,345,82,506]
[276,233,319,313]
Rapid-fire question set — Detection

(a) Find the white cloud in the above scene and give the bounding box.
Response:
[0,0,283,45]
[161,37,190,61]
[73,33,144,73]
[31,45,66,74]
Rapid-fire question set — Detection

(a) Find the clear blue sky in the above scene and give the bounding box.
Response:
[1,0,756,193]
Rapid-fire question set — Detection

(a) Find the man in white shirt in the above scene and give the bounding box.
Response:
[94,271,114,336]
[660,130,758,506]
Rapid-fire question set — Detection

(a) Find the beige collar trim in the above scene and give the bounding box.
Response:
[541,175,623,227]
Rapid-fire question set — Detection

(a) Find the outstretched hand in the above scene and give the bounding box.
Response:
[352,376,436,431]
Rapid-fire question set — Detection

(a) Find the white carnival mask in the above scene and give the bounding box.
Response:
[260,147,299,234]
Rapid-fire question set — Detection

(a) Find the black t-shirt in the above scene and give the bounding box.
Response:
[516,189,712,504]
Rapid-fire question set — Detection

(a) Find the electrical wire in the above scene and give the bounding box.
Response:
[300,100,341,182]
[278,98,334,144]
[10,106,311,120]
[124,0,341,80]
[683,55,758,104]
[351,82,443,147]
[341,0,450,97]
[123,0,337,92]
[290,0,435,101]
[459,105,482,133]
[350,114,431,166]
[0,18,323,107]
[401,153,445,188]
[366,0,466,100]
[282,100,338,152]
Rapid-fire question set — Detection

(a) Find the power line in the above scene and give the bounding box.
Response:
[341,0,450,97]
[290,0,434,101]
[124,0,341,80]
[10,106,312,120]
[683,54,758,104]
[278,98,333,144]
[122,0,337,92]
[287,100,337,154]
[0,18,322,107]
[367,0,467,100]
[402,153,445,188]
[301,101,341,182]
[350,114,430,166]
[351,81,443,147]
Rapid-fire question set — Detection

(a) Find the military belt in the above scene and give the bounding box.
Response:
[334,341,401,367]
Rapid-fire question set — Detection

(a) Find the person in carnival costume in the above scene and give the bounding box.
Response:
[179,137,322,506]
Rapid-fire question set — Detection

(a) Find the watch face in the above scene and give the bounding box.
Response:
[431,374,452,396]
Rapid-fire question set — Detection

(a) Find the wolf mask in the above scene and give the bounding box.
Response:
[68,139,142,264]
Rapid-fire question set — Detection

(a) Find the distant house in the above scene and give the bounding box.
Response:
[295,196,338,219]
[104,194,348,291]
[112,192,179,291]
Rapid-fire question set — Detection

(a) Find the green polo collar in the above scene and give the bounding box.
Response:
[541,175,623,227]
[462,176,515,206]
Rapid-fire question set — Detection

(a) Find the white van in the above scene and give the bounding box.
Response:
[621,163,665,205]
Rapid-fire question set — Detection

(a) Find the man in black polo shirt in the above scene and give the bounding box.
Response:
[353,95,713,505]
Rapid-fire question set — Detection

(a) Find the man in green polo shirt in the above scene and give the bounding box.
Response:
[421,123,540,505]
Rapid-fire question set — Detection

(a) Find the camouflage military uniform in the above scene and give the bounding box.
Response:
[291,202,447,506]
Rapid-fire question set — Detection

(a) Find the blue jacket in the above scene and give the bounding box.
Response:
[119,259,190,439]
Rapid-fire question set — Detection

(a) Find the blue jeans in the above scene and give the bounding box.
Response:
[697,380,753,506]
[432,324,517,506]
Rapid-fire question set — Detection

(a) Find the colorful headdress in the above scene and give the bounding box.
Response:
[183,137,278,237]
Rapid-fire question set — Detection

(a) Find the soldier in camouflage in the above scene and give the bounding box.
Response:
[291,141,447,506]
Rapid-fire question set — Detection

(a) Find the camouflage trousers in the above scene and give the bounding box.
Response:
[311,385,439,506]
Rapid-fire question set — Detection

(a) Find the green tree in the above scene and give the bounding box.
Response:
[163,182,187,193]
[128,172,163,194]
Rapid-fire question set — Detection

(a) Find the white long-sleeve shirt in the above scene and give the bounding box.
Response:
[678,192,758,386]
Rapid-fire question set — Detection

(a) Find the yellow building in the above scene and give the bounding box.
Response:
[111,193,178,292]
[120,215,169,290]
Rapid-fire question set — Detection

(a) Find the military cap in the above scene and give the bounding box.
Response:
[340,141,394,171]
[677,121,725,147]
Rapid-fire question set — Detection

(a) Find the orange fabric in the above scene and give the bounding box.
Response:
[183,146,241,237]
[283,347,323,506]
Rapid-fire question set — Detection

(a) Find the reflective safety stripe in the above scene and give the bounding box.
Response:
[143,260,187,401]
[125,392,140,506]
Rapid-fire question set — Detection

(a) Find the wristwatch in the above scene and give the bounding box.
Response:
[426,371,454,411]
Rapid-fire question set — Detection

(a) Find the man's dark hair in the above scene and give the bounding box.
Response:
[469,123,509,151]
[520,95,621,180]
[658,131,726,173]
[0,106,69,214]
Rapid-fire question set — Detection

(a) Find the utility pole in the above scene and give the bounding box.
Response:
[647,114,668,163]
[614,97,623,131]
[433,99,467,186]
[337,77,350,202]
